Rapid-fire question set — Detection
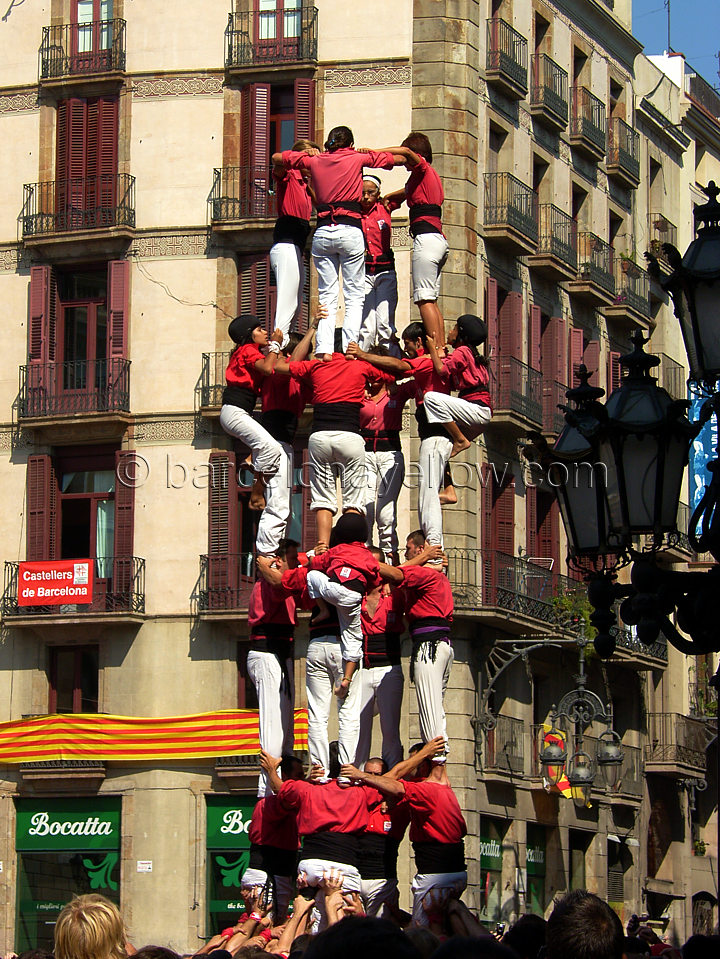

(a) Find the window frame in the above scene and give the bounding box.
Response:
[48,643,100,713]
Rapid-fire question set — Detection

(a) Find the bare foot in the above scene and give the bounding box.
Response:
[450,438,471,458]
[439,488,458,505]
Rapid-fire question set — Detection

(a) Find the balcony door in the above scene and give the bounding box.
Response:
[56,96,118,230]
[72,1,114,73]
[57,268,108,408]
[255,1,301,60]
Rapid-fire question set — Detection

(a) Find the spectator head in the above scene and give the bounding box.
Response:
[405,530,426,559]
[547,891,624,959]
[289,934,312,958]
[432,938,520,959]
[683,936,720,959]
[324,126,354,152]
[402,132,433,163]
[54,895,126,959]
[280,753,305,780]
[17,951,54,959]
[624,939,650,958]
[277,537,300,569]
[133,949,181,959]
[404,927,440,959]
[364,757,387,776]
[503,914,547,959]
[401,322,427,357]
[304,917,422,959]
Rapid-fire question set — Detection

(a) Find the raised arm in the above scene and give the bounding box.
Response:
[378,562,404,585]
[346,342,411,375]
[253,329,284,376]
[386,735,446,780]
[290,321,318,362]
[425,331,446,376]
[256,555,284,588]
[341,768,407,799]
[401,543,443,568]
[259,750,283,794]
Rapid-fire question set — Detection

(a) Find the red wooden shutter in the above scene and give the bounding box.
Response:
[485,277,499,362]
[481,464,496,605]
[498,291,524,359]
[95,97,119,218]
[28,266,57,413]
[241,83,270,215]
[529,305,542,370]
[238,254,275,330]
[113,451,135,558]
[583,339,601,388]
[26,455,58,561]
[56,97,87,181]
[294,78,315,143]
[569,327,584,386]
[607,350,621,394]
[493,475,515,555]
[526,483,538,557]
[548,315,567,386]
[538,491,559,566]
[208,451,239,605]
[108,259,129,358]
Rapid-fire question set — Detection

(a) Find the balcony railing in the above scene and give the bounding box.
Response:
[607,117,640,184]
[199,553,255,612]
[648,213,678,269]
[576,232,615,294]
[484,173,538,244]
[537,204,577,270]
[2,557,145,617]
[484,714,524,774]
[612,258,651,317]
[486,18,528,95]
[571,86,607,155]
[686,65,720,120]
[689,681,718,718]
[670,501,693,554]
[530,54,569,126]
[543,379,568,434]
[447,547,582,624]
[22,175,136,237]
[39,19,126,80]
[18,359,130,419]
[209,167,277,222]
[646,712,707,771]
[614,626,668,664]
[657,352,685,400]
[225,5,318,68]
[492,357,543,424]
[613,743,643,797]
[199,352,231,409]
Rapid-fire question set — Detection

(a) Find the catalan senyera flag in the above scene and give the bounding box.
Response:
[0,709,308,763]
[541,723,573,799]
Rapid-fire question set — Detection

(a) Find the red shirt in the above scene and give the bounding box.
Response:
[405,157,444,234]
[288,355,393,405]
[405,354,449,404]
[282,148,395,208]
[361,202,393,260]
[262,371,309,416]
[249,795,299,850]
[400,779,467,844]
[361,589,405,640]
[442,345,492,408]
[280,566,314,610]
[225,343,264,393]
[274,167,312,221]
[310,542,381,594]
[248,578,296,630]
[359,385,413,434]
[277,779,380,836]
[399,565,454,624]
[365,800,410,841]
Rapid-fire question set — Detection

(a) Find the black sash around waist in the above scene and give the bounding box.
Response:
[363,632,402,669]
[317,201,363,228]
[222,385,257,414]
[362,428,401,452]
[301,830,361,868]
[312,402,361,434]
[365,251,395,275]
[358,832,401,880]
[309,605,341,640]
[260,408,299,445]
[415,404,450,441]
[273,214,311,248]
[248,843,298,877]
[412,840,466,874]
[409,203,443,237]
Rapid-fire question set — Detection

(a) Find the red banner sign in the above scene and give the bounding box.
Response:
[18,559,93,606]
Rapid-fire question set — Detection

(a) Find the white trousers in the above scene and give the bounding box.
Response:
[360,877,399,918]
[359,270,398,352]
[269,241,305,346]
[307,571,363,664]
[424,391,493,441]
[299,858,362,933]
[413,639,453,746]
[311,224,366,354]
[241,867,294,920]
[246,649,294,797]
[418,435,452,547]
[412,233,449,303]
[256,440,293,555]
[306,639,362,769]
[411,871,467,925]
[365,450,404,555]
[308,430,367,514]
[355,664,404,769]
[219,405,282,477]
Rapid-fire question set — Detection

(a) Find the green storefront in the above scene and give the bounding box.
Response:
[15,797,122,952]
[479,817,505,924]
[526,825,547,916]
[206,796,257,934]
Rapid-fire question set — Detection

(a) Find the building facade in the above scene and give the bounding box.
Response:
[0,0,717,950]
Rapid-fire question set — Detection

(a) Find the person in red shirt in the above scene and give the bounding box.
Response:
[358,175,399,355]
[273,126,407,357]
[355,549,406,770]
[342,740,467,926]
[424,314,493,458]
[247,538,300,796]
[270,138,318,348]
[240,754,304,921]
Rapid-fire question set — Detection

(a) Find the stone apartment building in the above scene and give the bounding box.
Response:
[0,0,717,950]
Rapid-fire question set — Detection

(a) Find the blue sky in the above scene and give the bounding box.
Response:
[632,0,720,87]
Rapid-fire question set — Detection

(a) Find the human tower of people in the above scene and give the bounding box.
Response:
[217,126,494,932]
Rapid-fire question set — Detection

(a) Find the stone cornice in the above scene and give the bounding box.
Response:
[553,0,643,71]
[638,97,690,153]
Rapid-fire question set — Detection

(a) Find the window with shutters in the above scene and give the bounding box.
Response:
[49,644,99,713]
[569,830,590,891]
[607,839,630,905]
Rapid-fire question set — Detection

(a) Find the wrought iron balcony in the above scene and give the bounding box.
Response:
[18,359,130,420]
[485,17,528,100]
[225,5,318,68]
[613,625,668,667]
[686,63,720,120]
[607,117,640,188]
[199,553,255,613]
[645,712,708,774]
[209,167,277,224]
[542,379,568,435]
[198,351,231,412]
[491,356,543,427]
[607,257,651,323]
[530,54,568,130]
[483,173,538,253]
[689,680,718,718]
[611,743,643,798]
[39,19,126,81]
[483,714,524,774]
[657,352,685,401]
[569,232,615,303]
[570,86,607,160]
[668,501,693,555]
[2,557,145,619]
[446,547,581,627]
[22,175,136,237]
[647,213,678,273]
[528,204,577,279]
